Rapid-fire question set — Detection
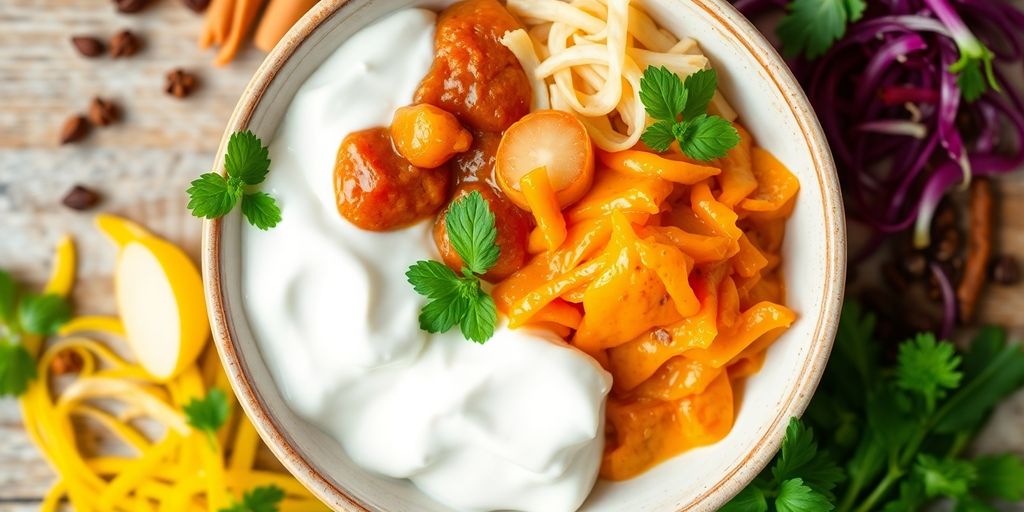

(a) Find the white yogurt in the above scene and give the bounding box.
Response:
[240,9,611,512]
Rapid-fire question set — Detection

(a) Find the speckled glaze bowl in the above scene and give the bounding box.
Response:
[201,0,847,510]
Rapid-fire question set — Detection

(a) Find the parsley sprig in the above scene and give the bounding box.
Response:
[184,388,229,447]
[639,67,740,161]
[406,191,499,344]
[219,485,285,512]
[0,269,71,397]
[187,131,282,230]
[776,0,866,60]
[723,303,1024,512]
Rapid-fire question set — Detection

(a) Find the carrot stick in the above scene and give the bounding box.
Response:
[200,0,236,48]
[215,0,267,66]
[253,0,319,52]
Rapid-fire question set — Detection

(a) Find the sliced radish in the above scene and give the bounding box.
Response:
[496,110,594,211]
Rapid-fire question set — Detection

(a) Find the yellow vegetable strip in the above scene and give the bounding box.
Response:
[199,432,230,512]
[229,418,260,472]
[279,499,332,512]
[59,315,126,337]
[520,166,568,251]
[99,433,180,510]
[69,404,152,453]
[40,481,66,512]
[43,235,75,297]
[58,377,190,434]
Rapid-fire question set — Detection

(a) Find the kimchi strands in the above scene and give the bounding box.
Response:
[492,108,798,477]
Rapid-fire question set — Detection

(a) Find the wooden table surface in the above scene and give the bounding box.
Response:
[1,1,1023,511]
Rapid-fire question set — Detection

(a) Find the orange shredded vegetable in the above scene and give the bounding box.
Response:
[491,120,798,480]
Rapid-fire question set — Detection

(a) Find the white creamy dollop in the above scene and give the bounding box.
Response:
[241,9,611,512]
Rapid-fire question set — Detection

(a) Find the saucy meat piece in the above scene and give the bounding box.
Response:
[334,128,450,231]
[414,0,532,133]
[452,129,502,186]
[434,182,533,282]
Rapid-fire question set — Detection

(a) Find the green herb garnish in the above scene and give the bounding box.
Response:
[0,269,71,397]
[219,485,285,512]
[639,67,740,161]
[722,303,1024,512]
[776,0,866,59]
[187,130,281,230]
[184,388,229,446]
[406,191,499,344]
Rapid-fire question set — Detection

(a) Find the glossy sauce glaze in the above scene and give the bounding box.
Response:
[242,8,610,512]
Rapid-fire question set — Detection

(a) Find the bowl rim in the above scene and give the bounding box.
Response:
[201,0,847,510]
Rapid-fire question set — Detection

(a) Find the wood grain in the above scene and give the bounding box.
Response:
[1,0,1024,510]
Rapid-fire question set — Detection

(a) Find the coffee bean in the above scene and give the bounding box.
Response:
[88,97,119,127]
[110,30,141,58]
[62,185,101,210]
[181,0,210,13]
[113,0,149,13]
[60,115,89,144]
[71,36,105,57]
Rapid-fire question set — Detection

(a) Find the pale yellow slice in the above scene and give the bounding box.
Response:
[99,214,209,381]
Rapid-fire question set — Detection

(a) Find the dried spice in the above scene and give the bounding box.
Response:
[61,185,102,211]
[110,30,140,58]
[956,178,993,323]
[59,115,89,144]
[181,0,210,13]
[165,68,198,98]
[991,255,1021,285]
[50,350,84,376]
[71,36,105,58]
[113,0,149,13]
[88,97,119,127]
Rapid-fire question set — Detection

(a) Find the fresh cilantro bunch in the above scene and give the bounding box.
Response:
[0,269,71,397]
[187,130,282,230]
[184,388,229,446]
[219,485,285,512]
[639,67,740,161]
[776,0,866,59]
[406,191,499,344]
[723,302,1024,512]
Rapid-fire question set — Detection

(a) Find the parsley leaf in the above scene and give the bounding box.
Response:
[775,478,834,512]
[219,485,285,512]
[896,334,962,412]
[445,191,501,275]
[241,192,282,231]
[184,388,229,445]
[187,173,241,219]
[460,289,497,344]
[639,66,687,122]
[638,66,739,161]
[187,131,281,230]
[936,326,1024,433]
[640,120,676,152]
[0,341,37,397]
[915,454,976,498]
[972,454,1024,501]
[771,418,844,499]
[407,192,500,343]
[224,130,272,185]
[674,115,741,162]
[681,69,718,120]
[18,293,71,336]
[719,486,768,512]
[777,0,865,59]
[0,270,15,323]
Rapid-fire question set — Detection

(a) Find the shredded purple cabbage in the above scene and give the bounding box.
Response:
[732,0,1024,249]
[732,0,1024,331]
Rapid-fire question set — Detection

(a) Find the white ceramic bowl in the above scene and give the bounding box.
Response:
[202,1,847,510]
